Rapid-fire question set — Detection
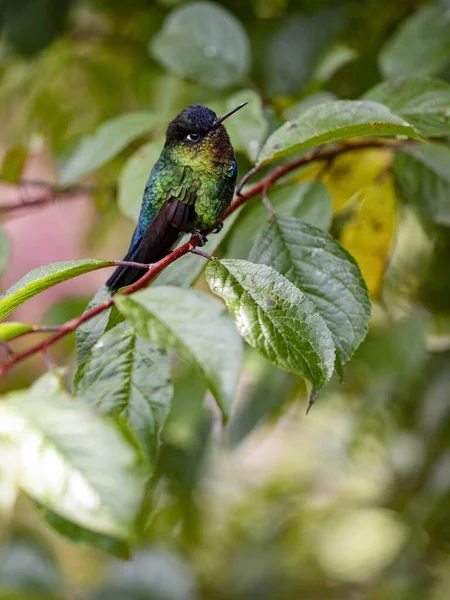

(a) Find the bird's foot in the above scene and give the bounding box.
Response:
[212,222,223,234]
[191,230,208,247]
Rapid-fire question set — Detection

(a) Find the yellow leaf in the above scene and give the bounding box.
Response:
[340,176,397,298]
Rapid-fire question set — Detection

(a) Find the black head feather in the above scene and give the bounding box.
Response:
[166,104,217,141]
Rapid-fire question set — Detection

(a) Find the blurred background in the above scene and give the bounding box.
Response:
[1,0,450,598]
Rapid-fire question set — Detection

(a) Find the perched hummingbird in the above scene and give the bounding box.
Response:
[106,102,247,292]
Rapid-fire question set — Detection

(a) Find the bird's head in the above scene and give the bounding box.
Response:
[164,103,247,160]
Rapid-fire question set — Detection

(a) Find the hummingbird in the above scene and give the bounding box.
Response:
[106,102,247,292]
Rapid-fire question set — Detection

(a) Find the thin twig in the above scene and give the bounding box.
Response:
[191,248,217,261]
[261,184,276,217]
[0,137,405,378]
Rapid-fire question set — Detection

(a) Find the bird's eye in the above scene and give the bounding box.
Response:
[186,132,201,142]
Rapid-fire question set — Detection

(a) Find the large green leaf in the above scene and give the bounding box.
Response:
[0,259,111,321]
[227,180,332,259]
[257,100,419,165]
[61,111,159,185]
[393,143,450,226]
[364,77,450,137]
[0,373,146,541]
[249,217,371,371]
[223,90,268,162]
[118,139,164,222]
[74,322,173,462]
[205,259,335,394]
[379,6,450,78]
[115,286,243,419]
[151,1,250,89]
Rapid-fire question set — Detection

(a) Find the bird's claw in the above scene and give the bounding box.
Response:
[212,222,223,234]
[191,230,208,247]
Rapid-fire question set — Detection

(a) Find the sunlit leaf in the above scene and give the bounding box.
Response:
[394,143,450,226]
[0,259,111,321]
[151,1,250,89]
[249,218,371,369]
[340,177,397,298]
[364,77,450,137]
[118,139,164,222]
[206,259,335,394]
[0,373,146,541]
[61,111,159,185]
[115,286,243,419]
[258,100,419,165]
[379,6,450,78]
[74,322,173,462]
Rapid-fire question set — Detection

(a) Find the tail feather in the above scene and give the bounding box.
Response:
[106,201,186,292]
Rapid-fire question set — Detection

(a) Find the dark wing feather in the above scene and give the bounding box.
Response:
[106,195,196,293]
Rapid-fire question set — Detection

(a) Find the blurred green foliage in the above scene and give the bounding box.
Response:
[1,1,450,599]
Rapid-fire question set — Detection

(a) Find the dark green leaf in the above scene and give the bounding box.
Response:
[151,1,250,89]
[0,322,33,341]
[227,181,332,259]
[0,372,146,541]
[379,6,450,78]
[0,259,111,321]
[118,139,164,221]
[205,259,335,393]
[76,286,112,363]
[74,322,173,462]
[364,77,450,137]
[313,43,357,83]
[249,217,371,370]
[61,111,159,185]
[258,100,419,165]
[115,286,243,419]
[393,143,450,226]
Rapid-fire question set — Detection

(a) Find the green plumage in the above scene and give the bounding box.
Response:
[107,103,244,292]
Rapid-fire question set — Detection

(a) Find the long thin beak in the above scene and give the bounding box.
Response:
[213,102,248,128]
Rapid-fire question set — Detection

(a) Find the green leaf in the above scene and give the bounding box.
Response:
[0,146,27,184]
[223,90,268,162]
[0,373,146,542]
[118,139,164,222]
[313,43,357,83]
[205,259,335,394]
[74,322,173,462]
[155,209,241,288]
[61,111,159,185]
[249,217,371,370]
[0,259,111,321]
[151,1,250,89]
[0,530,64,598]
[393,143,450,226]
[379,6,450,79]
[0,227,9,275]
[115,286,243,419]
[0,322,33,341]
[76,286,112,363]
[364,77,450,137]
[258,100,419,165]
[227,180,332,259]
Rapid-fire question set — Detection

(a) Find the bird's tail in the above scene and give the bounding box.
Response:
[106,209,183,292]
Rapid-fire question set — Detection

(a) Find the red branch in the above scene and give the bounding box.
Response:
[0,138,403,378]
